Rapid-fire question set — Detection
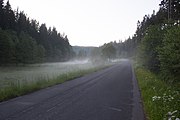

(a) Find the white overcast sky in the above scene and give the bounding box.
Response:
[9,0,161,46]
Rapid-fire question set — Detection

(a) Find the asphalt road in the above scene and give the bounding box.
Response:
[0,60,145,120]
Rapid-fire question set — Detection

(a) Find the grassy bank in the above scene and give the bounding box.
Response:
[135,67,180,120]
[0,65,110,102]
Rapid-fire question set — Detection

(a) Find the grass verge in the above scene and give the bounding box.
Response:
[135,67,180,120]
[0,65,111,102]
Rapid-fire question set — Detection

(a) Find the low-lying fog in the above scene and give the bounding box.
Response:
[0,59,100,87]
[0,58,124,88]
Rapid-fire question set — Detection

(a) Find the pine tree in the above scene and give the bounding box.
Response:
[3,0,16,29]
[0,0,4,28]
[160,0,180,21]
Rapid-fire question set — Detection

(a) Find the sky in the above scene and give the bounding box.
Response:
[9,0,161,47]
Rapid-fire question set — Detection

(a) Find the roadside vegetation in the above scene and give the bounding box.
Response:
[133,1,180,119]
[133,0,180,119]
[135,66,180,120]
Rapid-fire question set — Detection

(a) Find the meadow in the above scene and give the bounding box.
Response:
[0,60,92,86]
[0,60,110,101]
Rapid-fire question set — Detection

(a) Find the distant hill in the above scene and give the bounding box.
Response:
[72,46,97,57]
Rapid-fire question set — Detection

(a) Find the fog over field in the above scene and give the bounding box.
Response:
[0,60,99,88]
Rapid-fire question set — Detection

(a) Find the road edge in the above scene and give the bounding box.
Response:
[131,62,146,120]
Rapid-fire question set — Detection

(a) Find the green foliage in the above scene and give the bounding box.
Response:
[0,29,45,65]
[0,1,73,65]
[101,43,116,60]
[160,0,180,21]
[139,25,165,72]
[135,67,180,120]
[36,45,45,62]
[135,0,180,82]
[138,24,180,82]
[90,43,117,63]
[16,32,45,63]
[158,26,180,82]
[0,29,16,64]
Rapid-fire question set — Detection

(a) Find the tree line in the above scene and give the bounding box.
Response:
[101,0,180,82]
[0,0,73,65]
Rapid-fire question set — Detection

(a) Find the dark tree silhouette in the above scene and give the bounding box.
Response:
[0,0,4,28]
[0,1,73,65]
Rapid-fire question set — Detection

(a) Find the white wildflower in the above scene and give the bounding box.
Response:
[152,96,161,101]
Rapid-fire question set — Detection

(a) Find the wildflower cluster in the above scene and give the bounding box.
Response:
[162,94,174,102]
[152,90,180,119]
[152,96,161,101]
[152,94,174,102]
[152,90,179,102]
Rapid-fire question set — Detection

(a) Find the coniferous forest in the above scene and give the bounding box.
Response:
[0,0,180,83]
[0,0,73,64]
[102,0,180,82]
[0,0,179,118]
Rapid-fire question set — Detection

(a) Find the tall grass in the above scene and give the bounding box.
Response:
[0,66,109,102]
[0,61,97,84]
[135,67,180,120]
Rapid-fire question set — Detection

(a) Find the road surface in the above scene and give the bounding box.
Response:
[0,60,145,120]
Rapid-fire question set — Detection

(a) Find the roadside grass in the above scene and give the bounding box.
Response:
[0,65,110,102]
[135,67,180,120]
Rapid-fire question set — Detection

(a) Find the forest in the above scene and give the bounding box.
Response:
[0,0,179,118]
[99,0,180,82]
[0,0,74,64]
[0,0,180,83]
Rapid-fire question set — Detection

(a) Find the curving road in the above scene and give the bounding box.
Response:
[0,60,145,120]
